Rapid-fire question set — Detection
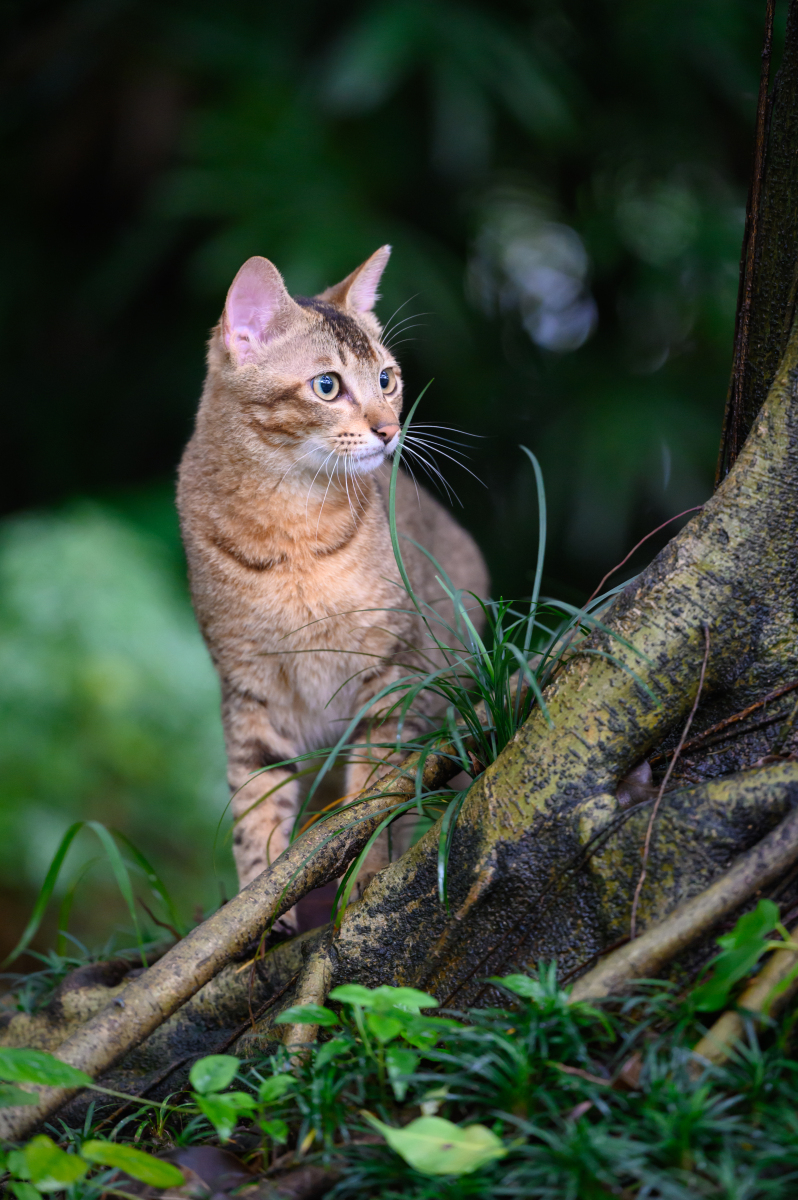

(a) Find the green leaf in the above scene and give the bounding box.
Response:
[258,1074,294,1105]
[259,1117,289,1143]
[400,1014,461,1050]
[275,1004,340,1027]
[366,1012,403,1044]
[329,983,439,1013]
[10,1183,40,1200]
[692,899,781,1012]
[80,1141,185,1188]
[1,823,84,969]
[386,1046,418,1102]
[7,1149,30,1179]
[189,1054,240,1095]
[328,983,374,1007]
[314,1038,351,1070]
[362,1113,506,1176]
[0,1083,37,1108]
[0,1049,92,1089]
[491,973,540,997]
[23,1136,87,1191]
[196,1093,255,1142]
[370,986,439,1014]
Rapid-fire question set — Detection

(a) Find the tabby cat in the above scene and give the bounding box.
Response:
[177,246,488,900]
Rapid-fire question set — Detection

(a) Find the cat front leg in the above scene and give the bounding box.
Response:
[222,686,301,890]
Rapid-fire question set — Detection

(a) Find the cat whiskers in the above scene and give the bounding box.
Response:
[379,294,421,344]
[310,448,340,536]
[399,426,486,507]
[277,444,324,490]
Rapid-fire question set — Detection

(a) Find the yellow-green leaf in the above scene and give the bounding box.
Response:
[23,1136,87,1191]
[81,1141,185,1188]
[362,1112,506,1176]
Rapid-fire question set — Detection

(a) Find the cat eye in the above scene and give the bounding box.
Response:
[379,367,397,394]
[311,373,341,400]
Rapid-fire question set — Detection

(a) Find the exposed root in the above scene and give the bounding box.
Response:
[571,764,798,1002]
[280,939,335,1061]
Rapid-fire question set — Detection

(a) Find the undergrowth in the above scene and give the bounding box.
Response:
[3,941,798,1198]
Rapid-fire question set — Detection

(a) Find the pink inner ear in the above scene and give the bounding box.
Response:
[347,245,392,313]
[223,257,289,361]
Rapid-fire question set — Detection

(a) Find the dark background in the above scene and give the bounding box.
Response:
[0,0,780,960]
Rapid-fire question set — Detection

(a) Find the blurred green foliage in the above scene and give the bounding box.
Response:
[0,502,231,947]
[0,0,780,946]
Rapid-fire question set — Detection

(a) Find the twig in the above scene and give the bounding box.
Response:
[649,679,798,765]
[586,507,704,606]
[137,900,180,944]
[715,0,776,485]
[630,624,711,940]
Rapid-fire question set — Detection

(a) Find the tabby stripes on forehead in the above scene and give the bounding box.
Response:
[295,296,377,361]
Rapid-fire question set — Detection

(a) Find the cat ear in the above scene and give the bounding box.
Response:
[222,257,295,362]
[320,245,391,313]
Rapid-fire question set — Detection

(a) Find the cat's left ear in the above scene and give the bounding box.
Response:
[320,245,391,313]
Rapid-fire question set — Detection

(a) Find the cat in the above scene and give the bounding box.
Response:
[177,245,489,901]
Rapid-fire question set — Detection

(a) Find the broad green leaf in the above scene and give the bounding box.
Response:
[370,986,439,1014]
[7,1149,29,1179]
[275,1004,340,1027]
[492,974,545,998]
[189,1054,240,1095]
[328,984,374,1007]
[0,1049,92,1090]
[386,1046,418,1102]
[81,1141,185,1188]
[362,1113,506,1176]
[314,1038,351,1070]
[692,900,781,1012]
[401,1014,461,1050]
[0,1083,37,1108]
[23,1136,87,1191]
[10,1183,40,1200]
[258,1074,294,1105]
[196,1093,255,1142]
[259,1117,289,1142]
[366,1012,403,1043]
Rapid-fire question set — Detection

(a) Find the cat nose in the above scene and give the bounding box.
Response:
[373,422,400,443]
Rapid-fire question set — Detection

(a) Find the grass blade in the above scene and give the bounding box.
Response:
[1,822,85,968]
[85,822,147,966]
[113,832,186,939]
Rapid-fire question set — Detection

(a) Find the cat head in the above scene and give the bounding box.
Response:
[209,246,403,479]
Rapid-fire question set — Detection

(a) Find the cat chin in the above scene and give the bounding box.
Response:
[347,450,388,476]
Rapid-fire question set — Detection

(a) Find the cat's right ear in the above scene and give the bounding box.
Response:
[222,257,295,362]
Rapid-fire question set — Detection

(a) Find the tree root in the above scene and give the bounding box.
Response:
[280,938,334,1059]
[570,764,798,1002]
